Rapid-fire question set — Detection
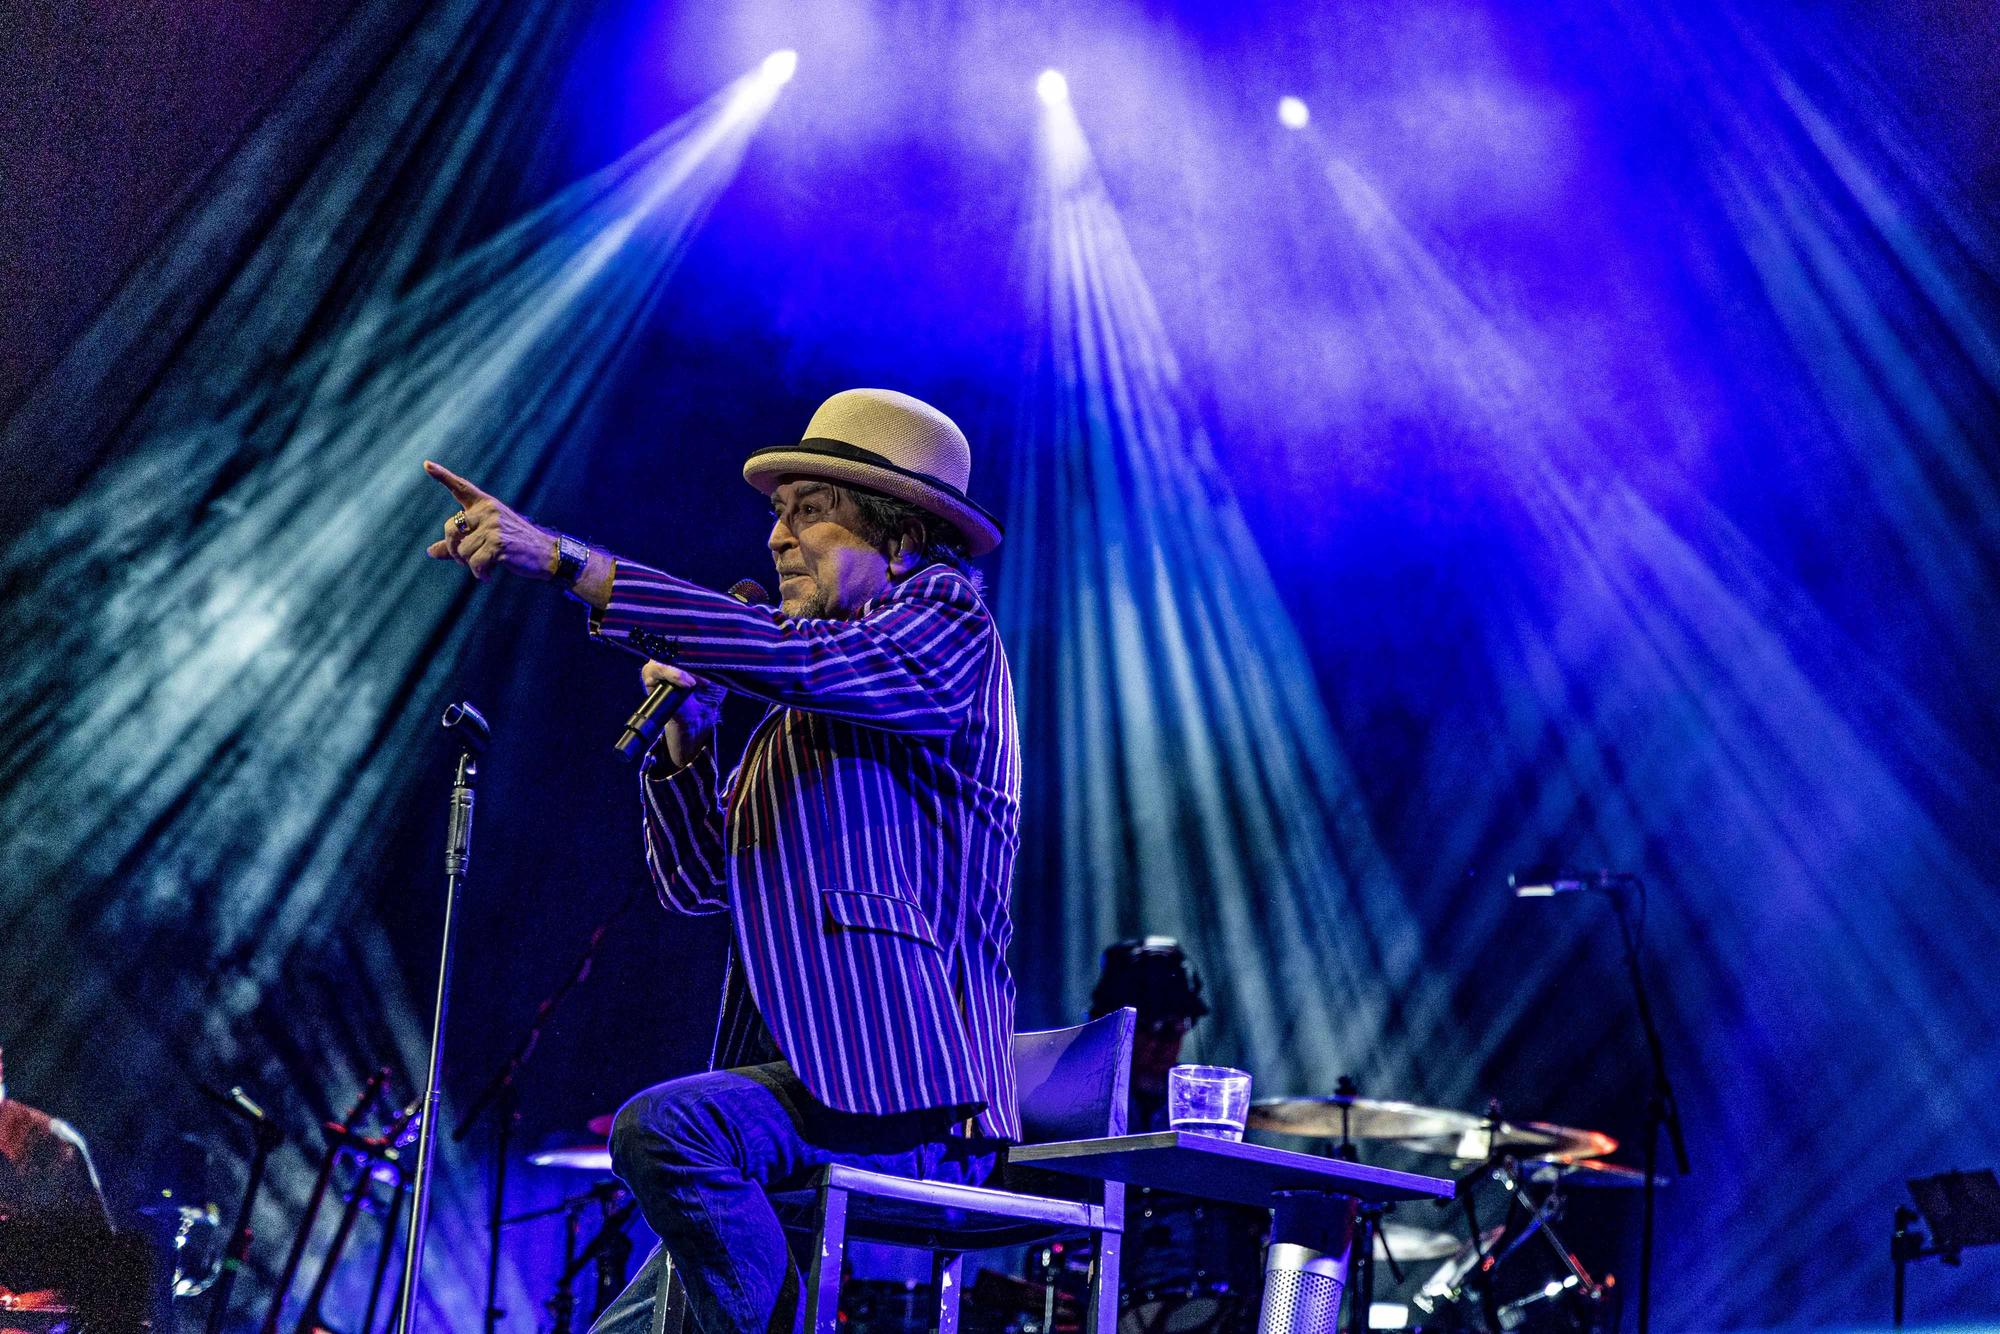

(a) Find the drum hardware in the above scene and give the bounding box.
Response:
[516,1155,642,1328]
[453,884,642,1334]
[1273,1076,1420,1334]
[1370,1224,1460,1264]
[1518,1159,1660,1190]
[358,1152,413,1334]
[553,1188,637,1333]
[1246,1097,1614,1167]
[528,1143,617,1172]
[289,1097,418,1334]
[260,1067,393,1334]
[1410,1225,1505,1322]
[1411,1155,1612,1333]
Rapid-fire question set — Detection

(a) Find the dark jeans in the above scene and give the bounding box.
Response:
[588,1062,997,1334]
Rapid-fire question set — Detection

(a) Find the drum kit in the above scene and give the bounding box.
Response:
[525,1091,1648,1334]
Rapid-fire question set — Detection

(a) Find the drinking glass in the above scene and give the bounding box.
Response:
[1166,1064,1252,1141]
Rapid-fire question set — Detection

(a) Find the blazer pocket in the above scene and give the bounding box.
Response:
[820,888,942,950]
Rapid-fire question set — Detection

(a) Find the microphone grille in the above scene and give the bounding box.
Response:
[728,578,771,606]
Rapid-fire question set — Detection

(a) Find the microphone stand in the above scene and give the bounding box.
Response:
[1608,878,1690,1334]
[203,1086,284,1334]
[452,887,642,1334]
[392,701,492,1334]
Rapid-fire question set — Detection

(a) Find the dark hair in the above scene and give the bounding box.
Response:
[843,485,983,589]
[1089,937,1210,1025]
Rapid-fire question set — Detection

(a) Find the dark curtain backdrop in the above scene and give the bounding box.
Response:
[2,0,1997,1330]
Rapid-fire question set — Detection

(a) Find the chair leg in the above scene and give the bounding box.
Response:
[649,1247,687,1334]
[932,1253,965,1334]
[804,1184,848,1334]
[1084,1231,1121,1334]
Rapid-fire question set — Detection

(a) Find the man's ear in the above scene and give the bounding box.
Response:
[891,521,926,576]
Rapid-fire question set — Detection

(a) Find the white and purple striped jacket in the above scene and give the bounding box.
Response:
[592,560,1022,1140]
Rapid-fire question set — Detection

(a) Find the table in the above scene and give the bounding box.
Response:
[1012,1132,1455,1334]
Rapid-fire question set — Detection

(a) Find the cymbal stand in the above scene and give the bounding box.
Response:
[499,1183,628,1334]
[360,1165,410,1334]
[294,1102,416,1334]
[261,1068,391,1334]
[588,1195,638,1320]
[1491,1158,1610,1328]
[1319,1074,1385,1334]
[551,1202,582,1334]
[1430,1157,1608,1331]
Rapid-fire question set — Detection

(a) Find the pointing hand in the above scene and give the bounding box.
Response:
[422,460,556,582]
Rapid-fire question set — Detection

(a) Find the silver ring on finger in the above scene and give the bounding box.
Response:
[454,512,472,535]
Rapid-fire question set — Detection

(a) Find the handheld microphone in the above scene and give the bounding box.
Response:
[614,579,769,769]
[1509,866,1634,897]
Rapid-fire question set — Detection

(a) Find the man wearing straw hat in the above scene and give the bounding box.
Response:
[425,388,1019,1334]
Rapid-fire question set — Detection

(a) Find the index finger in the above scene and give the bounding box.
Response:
[423,459,491,506]
[641,661,700,691]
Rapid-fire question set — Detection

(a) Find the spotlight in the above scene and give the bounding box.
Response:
[1277,95,1309,130]
[761,49,799,85]
[1036,69,1069,107]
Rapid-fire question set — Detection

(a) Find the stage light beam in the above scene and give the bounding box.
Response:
[1278,95,1310,130]
[761,49,798,85]
[1036,68,1069,107]
[1009,88,1431,1096]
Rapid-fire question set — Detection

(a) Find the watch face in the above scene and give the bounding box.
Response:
[557,535,586,583]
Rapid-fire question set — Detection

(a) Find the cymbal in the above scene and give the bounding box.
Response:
[587,1113,616,1139]
[1522,1158,1664,1189]
[528,1143,614,1173]
[1375,1221,1463,1262]
[1246,1096,1616,1163]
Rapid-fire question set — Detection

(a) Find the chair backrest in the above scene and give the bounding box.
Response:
[1011,1007,1134,1145]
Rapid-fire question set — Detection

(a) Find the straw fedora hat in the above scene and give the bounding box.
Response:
[742,389,1003,556]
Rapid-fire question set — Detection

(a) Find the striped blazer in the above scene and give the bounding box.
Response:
[591,561,1022,1140]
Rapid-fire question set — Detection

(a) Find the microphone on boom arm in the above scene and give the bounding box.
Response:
[1508,865,1637,897]
[613,578,769,771]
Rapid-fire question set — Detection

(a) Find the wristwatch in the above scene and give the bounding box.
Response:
[552,531,590,590]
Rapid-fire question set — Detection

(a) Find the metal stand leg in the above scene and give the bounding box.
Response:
[1891,1205,1923,1328]
[1086,1230,1120,1334]
[933,1253,965,1334]
[361,1179,408,1334]
[648,1250,687,1334]
[806,1185,848,1334]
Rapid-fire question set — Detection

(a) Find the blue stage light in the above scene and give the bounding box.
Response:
[1036,68,1068,107]
[1278,95,1309,129]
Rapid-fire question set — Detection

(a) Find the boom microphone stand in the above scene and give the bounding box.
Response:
[1608,877,1691,1334]
[392,700,492,1334]
[454,886,641,1334]
[201,1085,283,1334]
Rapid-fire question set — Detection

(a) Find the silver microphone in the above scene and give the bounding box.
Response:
[1509,867,1633,897]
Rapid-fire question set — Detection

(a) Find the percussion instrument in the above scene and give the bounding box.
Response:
[528,1144,615,1173]
[1245,1097,1615,1164]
